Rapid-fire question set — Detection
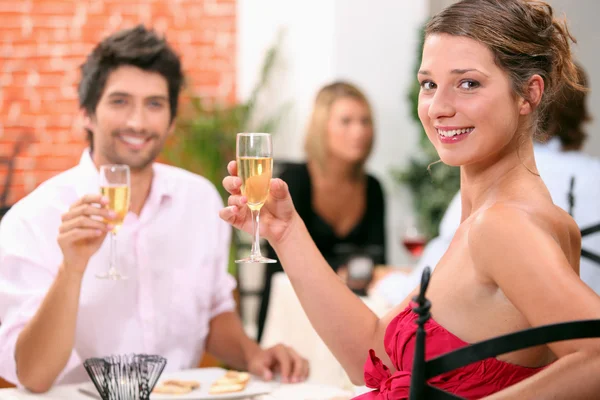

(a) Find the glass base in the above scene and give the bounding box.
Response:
[96,269,128,280]
[235,256,277,264]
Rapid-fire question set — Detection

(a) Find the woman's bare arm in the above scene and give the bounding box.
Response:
[469,205,600,399]
[220,162,415,383]
[273,215,414,383]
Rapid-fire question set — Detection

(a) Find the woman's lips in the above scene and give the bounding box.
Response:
[436,127,474,144]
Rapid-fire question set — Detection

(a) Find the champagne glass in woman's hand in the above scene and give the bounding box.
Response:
[234,133,276,263]
[219,151,298,255]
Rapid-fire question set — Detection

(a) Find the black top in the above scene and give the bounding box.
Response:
[257,162,387,340]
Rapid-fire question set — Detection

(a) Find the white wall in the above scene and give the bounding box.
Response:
[237,0,429,266]
[237,0,336,161]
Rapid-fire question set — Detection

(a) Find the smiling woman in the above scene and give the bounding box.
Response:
[218,0,600,399]
[417,34,529,166]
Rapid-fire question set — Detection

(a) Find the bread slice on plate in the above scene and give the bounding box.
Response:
[209,370,250,394]
[152,384,192,395]
[162,379,201,390]
[208,382,246,395]
[214,371,250,385]
[152,378,201,394]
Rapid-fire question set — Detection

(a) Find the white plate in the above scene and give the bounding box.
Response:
[78,368,271,400]
[78,368,272,400]
[150,368,271,399]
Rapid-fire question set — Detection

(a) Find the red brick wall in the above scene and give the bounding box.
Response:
[0,0,236,207]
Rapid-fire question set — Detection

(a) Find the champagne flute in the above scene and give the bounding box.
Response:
[97,165,131,279]
[235,133,277,264]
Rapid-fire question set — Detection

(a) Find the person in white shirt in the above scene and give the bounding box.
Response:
[0,25,308,393]
[376,61,600,306]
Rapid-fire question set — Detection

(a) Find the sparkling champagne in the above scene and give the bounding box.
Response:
[101,185,130,232]
[237,156,273,211]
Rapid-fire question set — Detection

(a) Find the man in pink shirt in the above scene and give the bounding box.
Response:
[0,25,308,393]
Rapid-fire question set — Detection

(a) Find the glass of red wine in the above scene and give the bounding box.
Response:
[401,217,427,260]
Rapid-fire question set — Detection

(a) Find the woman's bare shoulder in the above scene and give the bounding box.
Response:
[472,200,577,238]
[467,201,580,274]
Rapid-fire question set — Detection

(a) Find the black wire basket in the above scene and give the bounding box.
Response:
[83,354,167,400]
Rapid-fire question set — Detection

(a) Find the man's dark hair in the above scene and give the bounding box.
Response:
[78,24,185,151]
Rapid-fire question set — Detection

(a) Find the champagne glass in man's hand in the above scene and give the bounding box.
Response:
[96,164,131,279]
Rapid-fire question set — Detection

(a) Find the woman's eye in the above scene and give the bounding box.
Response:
[420,81,436,90]
[460,80,480,90]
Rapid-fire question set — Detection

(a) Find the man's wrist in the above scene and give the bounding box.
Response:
[241,339,261,370]
[58,261,86,283]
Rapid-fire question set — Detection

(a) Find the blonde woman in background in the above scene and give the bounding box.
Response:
[258,82,387,341]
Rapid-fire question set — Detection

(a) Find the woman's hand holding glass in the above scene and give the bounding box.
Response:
[220,160,298,251]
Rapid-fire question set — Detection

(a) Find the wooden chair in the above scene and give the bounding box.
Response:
[0,377,15,389]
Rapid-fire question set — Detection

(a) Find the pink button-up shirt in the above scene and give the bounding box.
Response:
[0,150,236,386]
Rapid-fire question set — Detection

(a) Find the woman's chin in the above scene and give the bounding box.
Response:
[437,153,466,167]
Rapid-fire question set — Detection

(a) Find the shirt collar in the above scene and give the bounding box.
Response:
[75,149,172,203]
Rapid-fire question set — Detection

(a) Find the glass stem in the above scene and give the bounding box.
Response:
[109,231,117,275]
[250,208,262,257]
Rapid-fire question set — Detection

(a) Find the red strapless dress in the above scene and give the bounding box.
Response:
[354,304,548,400]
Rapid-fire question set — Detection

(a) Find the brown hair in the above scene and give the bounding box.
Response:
[79,25,184,153]
[426,0,583,135]
[541,62,591,150]
[304,81,374,177]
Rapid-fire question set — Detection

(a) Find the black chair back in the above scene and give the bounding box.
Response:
[408,266,600,400]
[567,176,600,266]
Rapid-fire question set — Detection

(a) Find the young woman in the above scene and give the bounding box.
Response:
[220,0,600,398]
[258,81,386,341]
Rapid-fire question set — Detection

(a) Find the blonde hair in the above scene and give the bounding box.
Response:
[304,81,374,177]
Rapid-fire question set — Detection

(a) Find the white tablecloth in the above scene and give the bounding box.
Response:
[260,272,392,391]
[0,382,353,400]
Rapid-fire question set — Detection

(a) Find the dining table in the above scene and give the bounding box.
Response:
[0,380,355,400]
[0,266,411,400]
